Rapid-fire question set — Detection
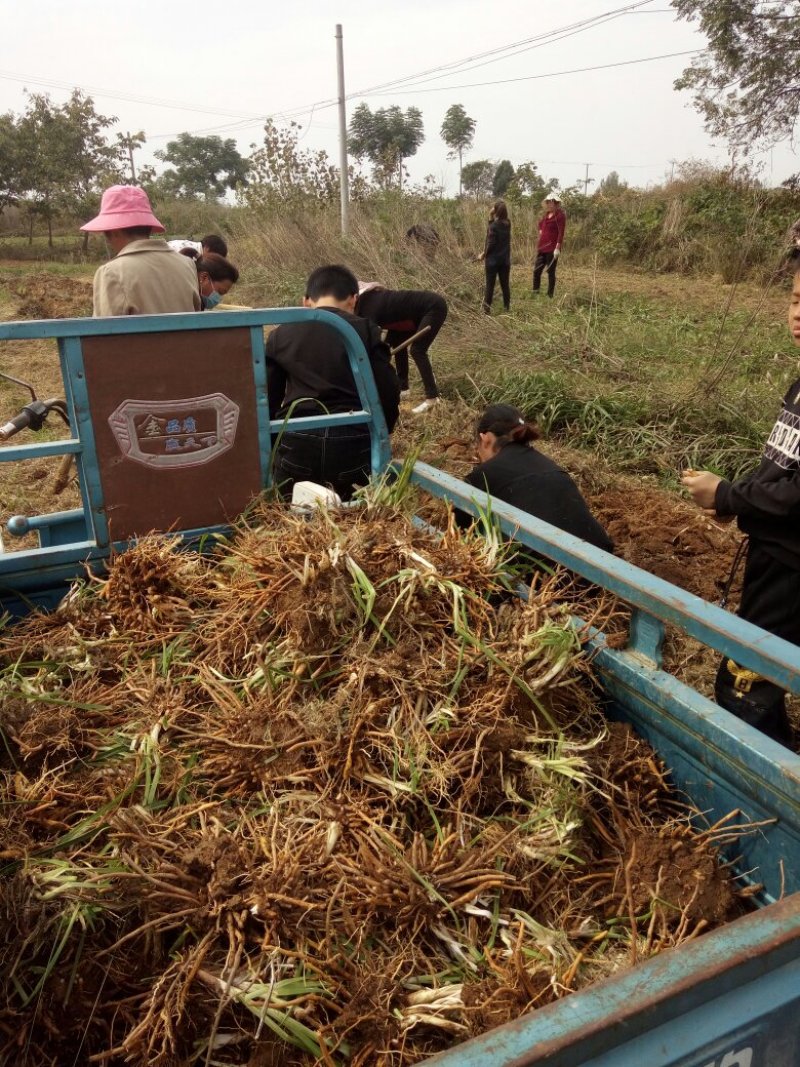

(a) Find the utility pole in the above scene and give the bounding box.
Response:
[335,24,349,236]
[583,162,593,197]
[669,158,676,183]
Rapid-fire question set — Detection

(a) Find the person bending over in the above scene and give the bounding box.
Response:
[81,186,201,317]
[266,264,400,501]
[169,233,229,257]
[682,249,800,747]
[460,403,613,559]
[356,284,447,414]
[183,250,240,308]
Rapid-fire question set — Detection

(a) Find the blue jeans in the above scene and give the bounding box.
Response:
[272,425,373,501]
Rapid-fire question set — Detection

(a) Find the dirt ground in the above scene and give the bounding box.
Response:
[2,272,93,321]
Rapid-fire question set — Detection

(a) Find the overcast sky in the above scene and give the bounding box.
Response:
[2,0,797,194]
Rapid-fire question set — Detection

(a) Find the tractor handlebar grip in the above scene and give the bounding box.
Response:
[0,409,34,441]
[0,399,51,441]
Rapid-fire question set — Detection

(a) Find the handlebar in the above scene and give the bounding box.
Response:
[0,401,48,441]
[0,398,70,441]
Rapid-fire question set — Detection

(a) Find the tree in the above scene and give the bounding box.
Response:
[116,130,146,184]
[506,162,552,203]
[56,91,127,249]
[493,160,515,197]
[348,104,424,191]
[14,92,121,246]
[0,112,24,209]
[155,134,249,200]
[461,159,495,200]
[0,91,129,245]
[440,104,476,196]
[598,170,628,195]
[673,0,800,149]
[14,94,69,244]
[246,119,339,206]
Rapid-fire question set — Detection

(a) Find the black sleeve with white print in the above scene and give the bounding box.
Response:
[715,378,800,567]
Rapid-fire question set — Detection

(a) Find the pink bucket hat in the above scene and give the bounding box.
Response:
[80,185,165,233]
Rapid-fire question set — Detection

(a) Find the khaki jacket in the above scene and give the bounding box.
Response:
[92,240,202,317]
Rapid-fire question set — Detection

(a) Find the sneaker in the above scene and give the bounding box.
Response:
[412,397,441,414]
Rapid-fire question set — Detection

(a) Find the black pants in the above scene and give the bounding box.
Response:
[483,261,510,313]
[533,251,558,297]
[714,540,800,746]
[358,290,445,399]
[272,425,372,502]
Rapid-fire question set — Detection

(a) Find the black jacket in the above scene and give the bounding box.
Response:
[715,377,800,569]
[462,443,613,553]
[265,307,400,432]
[484,219,511,265]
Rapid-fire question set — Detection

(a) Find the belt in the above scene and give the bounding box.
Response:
[726,658,763,694]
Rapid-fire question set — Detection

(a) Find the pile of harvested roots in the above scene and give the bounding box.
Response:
[0,497,743,1066]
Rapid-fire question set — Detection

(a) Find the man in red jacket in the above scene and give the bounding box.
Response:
[533,192,566,299]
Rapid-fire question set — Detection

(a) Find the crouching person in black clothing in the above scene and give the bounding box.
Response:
[266,264,401,501]
[458,404,613,564]
[682,250,800,747]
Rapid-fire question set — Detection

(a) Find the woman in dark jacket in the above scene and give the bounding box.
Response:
[462,404,613,556]
[480,200,511,314]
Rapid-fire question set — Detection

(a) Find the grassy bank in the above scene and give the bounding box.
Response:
[227,204,795,485]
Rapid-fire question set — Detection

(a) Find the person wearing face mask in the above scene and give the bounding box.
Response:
[186,250,240,310]
[81,186,202,316]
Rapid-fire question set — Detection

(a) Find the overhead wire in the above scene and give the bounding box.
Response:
[365,49,700,97]
[149,44,697,141]
[349,0,659,95]
[0,68,264,120]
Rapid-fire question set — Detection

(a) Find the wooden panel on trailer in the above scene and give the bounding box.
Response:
[81,328,262,540]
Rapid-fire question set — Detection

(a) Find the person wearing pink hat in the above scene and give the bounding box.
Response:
[81,185,202,317]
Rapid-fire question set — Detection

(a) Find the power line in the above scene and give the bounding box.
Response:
[366,49,700,97]
[146,3,671,138]
[0,68,265,120]
[152,44,698,142]
[148,47,697,141]
[350,1,659,96]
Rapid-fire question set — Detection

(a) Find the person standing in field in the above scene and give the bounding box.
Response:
[355,284,446,414]
[479,200,512,314]
[533,192,566,299]
[81,186,201,317]
[682,248,800,747]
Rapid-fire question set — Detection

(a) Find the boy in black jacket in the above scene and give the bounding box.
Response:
[682,251,800,745]
[266,264,400,501]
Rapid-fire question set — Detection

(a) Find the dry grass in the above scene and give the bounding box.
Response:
[0,495,747,1066]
